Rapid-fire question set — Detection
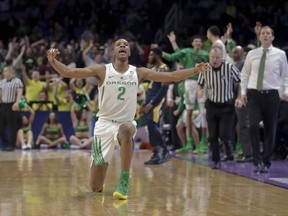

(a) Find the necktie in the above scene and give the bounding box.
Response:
[256,49,268,90]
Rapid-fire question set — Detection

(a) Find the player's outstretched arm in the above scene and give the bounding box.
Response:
[47,48,105,80]
[137,63,209,83]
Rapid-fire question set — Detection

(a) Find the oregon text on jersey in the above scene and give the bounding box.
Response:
[106,80,137,86]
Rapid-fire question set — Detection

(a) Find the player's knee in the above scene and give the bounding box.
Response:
[119,122,135,138]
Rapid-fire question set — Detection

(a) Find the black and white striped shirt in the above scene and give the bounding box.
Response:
[0,77,23,103]
[198,61,240,103]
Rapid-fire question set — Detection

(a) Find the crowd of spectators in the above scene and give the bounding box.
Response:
[0,0,287,164]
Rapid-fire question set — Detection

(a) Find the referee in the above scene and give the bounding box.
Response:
[198,47,240,169]
[0,66,23,151]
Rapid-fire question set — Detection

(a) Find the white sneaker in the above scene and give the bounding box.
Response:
[22,144,28,150]
[26,144,32,149]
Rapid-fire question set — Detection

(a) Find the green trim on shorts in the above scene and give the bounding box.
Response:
[92,136,109,166]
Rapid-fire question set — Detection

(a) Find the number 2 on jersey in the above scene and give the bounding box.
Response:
[117,87,126,101]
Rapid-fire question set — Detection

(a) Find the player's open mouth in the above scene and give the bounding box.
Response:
[119,50,126,53]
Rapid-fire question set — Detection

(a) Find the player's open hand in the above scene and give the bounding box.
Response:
[47,48,60,63]
[167,31,176,43]
[195,63,209,73]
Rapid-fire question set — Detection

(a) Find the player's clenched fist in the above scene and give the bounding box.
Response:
[195,62,209,73]
[47,48,60,63]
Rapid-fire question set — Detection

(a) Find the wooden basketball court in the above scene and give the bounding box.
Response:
[0,150,287,216]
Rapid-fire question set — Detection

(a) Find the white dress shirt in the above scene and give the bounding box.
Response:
[241,45,288,95]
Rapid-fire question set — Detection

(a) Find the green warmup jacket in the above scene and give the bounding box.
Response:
[163,48,209,80]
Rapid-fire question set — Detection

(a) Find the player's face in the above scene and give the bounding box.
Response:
[113,39,131,61]
[209,50,222,68]
[259,27,274,46]
[192,38,202,50]
[148,51,157,65]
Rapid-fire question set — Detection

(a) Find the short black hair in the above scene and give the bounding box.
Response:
[151,47,162,58]
[112,38,130,50]
[191,35,203,42]
[208,26,220,37]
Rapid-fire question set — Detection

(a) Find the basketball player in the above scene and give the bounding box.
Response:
[47,39,208,200]
[142,47,170,165]
[164,33,209,153]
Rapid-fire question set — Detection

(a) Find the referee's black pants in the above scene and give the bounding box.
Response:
[247,89,280,167]
[0,103,18,149]
[205,100,235,162]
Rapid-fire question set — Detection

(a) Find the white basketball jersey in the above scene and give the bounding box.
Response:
[97,63,138,122]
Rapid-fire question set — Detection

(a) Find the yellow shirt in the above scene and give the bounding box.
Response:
[32,103,53,111]
[47,82,66,104]
[25,80,46,102]
[57,99,73,111]
[71,85,88,95]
